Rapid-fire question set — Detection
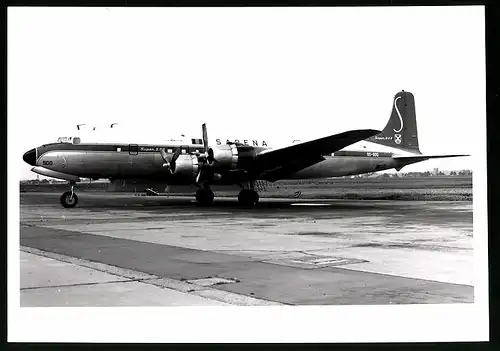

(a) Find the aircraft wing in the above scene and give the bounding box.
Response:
[253,129,381,181]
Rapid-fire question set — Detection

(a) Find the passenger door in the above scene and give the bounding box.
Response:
[129,144,139,155]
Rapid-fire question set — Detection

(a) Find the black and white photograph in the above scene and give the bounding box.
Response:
[8,5,488,343]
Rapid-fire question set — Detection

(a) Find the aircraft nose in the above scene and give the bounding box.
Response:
[23,148,37,166]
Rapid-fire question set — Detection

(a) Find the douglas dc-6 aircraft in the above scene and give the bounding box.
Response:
[22,91,468,208]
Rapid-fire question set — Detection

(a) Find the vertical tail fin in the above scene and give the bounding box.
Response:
[367,91,421,154]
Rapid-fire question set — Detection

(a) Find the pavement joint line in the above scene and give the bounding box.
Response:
[21,246,159,280]
[335,265,475,288]
[20,279,145,291]
[22,233,93,240]
[20,246,285,306]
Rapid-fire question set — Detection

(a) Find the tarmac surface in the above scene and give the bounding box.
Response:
[19,192,474,306]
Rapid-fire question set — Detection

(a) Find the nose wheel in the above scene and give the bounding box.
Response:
[60,191,78,208]
[60,183,78,208]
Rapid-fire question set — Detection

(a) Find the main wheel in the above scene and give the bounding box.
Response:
[60,191,78,208]
[250,190,259,205]
[238,189,259,206]
[195,188,214,206]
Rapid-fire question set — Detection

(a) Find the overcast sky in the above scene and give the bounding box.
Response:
[9,6,485,180]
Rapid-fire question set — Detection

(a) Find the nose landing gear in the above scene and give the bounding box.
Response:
[60,182,78,208]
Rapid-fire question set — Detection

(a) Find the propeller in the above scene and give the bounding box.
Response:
[160,123,213,182]
[196,123,211,183]
[202,123,208,154]
[161,147,182,173]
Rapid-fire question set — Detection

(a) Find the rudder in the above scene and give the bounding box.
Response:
[367,91,421,154]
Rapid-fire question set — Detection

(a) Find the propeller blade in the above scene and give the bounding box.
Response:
[171,148,181,163]
[202,123,208,153]
[160,148,169,163]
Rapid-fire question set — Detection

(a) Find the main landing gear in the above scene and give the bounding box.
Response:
[60,182,78,208]
[238,189,259,206]
[194,181,260,206]
[195,184,214,206]
[238,180,259,206]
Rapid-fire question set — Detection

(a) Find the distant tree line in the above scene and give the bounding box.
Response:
[20,169,473,185]
[347,169,472,179]
[401,170,472,177]
[20,179,68,185]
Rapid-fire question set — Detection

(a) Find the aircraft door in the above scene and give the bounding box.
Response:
[129,144,139,155]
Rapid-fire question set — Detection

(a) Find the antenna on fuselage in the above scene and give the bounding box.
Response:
[76,124,86,131]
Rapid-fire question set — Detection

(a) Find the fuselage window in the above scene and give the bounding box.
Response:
[167,149,173,153]
[181,149,187,154]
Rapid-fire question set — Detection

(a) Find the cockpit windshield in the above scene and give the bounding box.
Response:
[56,136,81,144]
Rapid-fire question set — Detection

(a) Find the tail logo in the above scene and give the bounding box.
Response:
[393,96,404,133]
[394,134,402,144]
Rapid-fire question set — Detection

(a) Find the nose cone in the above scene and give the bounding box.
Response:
[23,148,37,166]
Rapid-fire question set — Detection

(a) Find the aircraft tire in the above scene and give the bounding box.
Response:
[251,190,260,205]
[196,189,214,206]
[61,191,78,208]
[238,189,259,206]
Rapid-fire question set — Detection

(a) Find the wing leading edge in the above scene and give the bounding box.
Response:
[254,129,381,181]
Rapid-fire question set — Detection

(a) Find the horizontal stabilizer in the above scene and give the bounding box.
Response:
[394,154,469,161]
[392,154,469,171]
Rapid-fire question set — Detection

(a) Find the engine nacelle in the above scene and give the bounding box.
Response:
[208,144,257,170]
[208,144,237,168]
[171,154,199,179]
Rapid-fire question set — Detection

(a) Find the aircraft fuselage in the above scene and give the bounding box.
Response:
[25,140,403,184]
